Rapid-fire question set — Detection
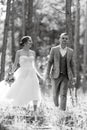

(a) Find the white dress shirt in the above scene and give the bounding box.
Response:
[59,45,67,57]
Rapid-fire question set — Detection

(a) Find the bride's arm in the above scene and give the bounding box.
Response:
[32,51,43,80]
[12,50,20,73]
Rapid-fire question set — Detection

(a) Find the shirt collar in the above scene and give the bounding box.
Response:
[59,45,67,51]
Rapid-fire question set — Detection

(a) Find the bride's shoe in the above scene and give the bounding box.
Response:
[30,110,37,121]
[34,111,38,122]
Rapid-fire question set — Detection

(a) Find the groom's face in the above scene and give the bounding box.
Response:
[60,34,69,49]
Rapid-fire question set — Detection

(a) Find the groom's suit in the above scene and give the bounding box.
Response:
[46,45,75,110]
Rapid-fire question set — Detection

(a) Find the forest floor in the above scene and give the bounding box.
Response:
[0,87,87,130]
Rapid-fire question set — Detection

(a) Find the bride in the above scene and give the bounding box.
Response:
[0,36,43,114]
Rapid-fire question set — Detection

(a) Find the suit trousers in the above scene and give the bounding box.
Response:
[51,74,68,110]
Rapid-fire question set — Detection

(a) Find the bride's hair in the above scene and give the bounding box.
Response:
[20,36,32,48]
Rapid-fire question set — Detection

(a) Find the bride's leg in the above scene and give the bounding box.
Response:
[33,100,38,121]
[33,100,38,111]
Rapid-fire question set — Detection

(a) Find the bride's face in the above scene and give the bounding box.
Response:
[24,40,32,49]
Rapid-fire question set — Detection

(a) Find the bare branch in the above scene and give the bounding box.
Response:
[50,4,65,14]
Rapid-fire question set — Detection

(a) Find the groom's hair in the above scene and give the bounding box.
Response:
[60,32,68,38]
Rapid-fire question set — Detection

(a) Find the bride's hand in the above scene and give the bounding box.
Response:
[38,73,45,81]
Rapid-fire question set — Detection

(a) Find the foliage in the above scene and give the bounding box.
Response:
[0,0,86,77]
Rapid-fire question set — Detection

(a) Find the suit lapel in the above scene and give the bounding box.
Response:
[67,47,71,63]
[55,46,70,62]
[56,46,60,62]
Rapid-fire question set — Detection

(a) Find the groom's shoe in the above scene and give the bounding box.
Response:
[59,106,66,111]
[55,102,59,107]
[53,97,59,107]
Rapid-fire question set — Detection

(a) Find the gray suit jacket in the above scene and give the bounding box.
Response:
[46,45,75,80]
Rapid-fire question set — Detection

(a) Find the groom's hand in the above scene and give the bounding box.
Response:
[44,74,50,84]
[70,77,76,87]
[46,76,51,87]
[72,77,76,84]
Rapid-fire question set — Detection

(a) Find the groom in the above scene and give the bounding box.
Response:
[46,32,76,111]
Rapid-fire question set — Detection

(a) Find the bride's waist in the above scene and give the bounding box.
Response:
[20,64,34,69]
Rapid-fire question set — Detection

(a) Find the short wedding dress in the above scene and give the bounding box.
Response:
[0,55,41,106]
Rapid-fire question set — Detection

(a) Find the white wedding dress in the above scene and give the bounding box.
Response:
[0,55,41,106]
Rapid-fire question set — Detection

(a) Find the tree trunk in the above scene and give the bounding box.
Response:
[0,0,11,81]
[22,0,25,36]
[83,1,87,92]
[83,1,87,77]
[33,2,40,51]
[11,0,15,63]
[26,0,33,36]
[74,0,80,89]
[66,0,72,47]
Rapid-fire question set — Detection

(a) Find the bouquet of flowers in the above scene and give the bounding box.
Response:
[5,62,15,86]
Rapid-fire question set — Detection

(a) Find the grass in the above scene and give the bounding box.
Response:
[0,87,87,130]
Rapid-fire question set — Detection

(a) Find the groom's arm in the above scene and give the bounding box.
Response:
[46,47,54,78]
[70,50,76,77]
